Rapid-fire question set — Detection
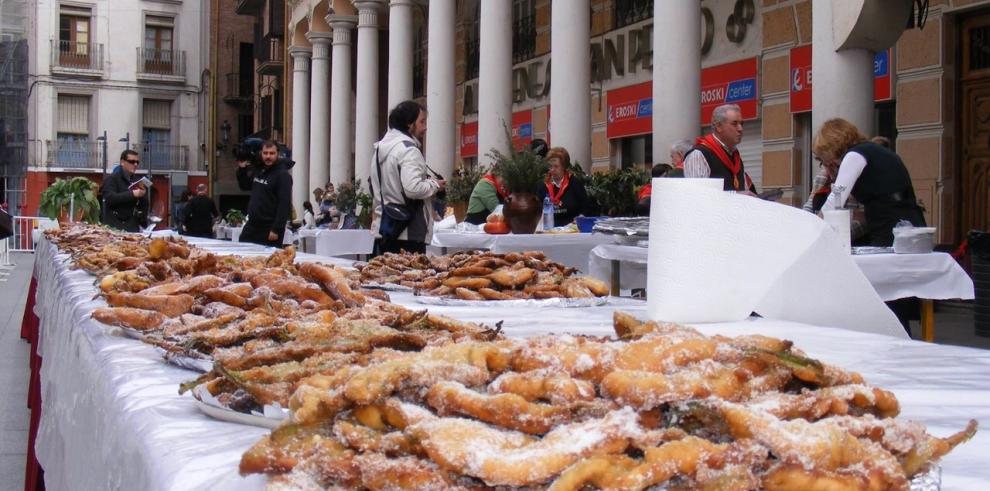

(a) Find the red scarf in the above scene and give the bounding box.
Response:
[482,174,508,200]
[545,172,571,206]
[696,133,743,190]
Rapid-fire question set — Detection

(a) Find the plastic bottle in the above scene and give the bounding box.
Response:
[542,196,555,231]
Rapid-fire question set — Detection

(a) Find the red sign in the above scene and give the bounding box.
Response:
[460,121,479,157]
[607,81,652,139]
[701,58,759,123]
[790,45,894,113]
[511,110,533,150]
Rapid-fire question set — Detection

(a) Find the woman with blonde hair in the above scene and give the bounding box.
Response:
[536,147,594,226]
[813,118,924,246]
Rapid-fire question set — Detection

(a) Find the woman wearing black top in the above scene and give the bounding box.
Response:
[535,147,594,226]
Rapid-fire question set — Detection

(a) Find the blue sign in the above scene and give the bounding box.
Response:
[874,51,889,77]
[517,123,532,138]
[637,98,653,118]
[725,78,757,103]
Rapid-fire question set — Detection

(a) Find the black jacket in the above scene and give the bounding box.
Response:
[535,174,595,226]
[847,142,926,246]
[100,169,149,232]
[236,161,293,234]
[182,194,219,236]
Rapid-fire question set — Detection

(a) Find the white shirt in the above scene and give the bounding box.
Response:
[820,151,868,212]
[683,133,734,178]
[303,209,315,228]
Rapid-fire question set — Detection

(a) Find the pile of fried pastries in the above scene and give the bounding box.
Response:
[47,225,977,490]
[242,311,976,491]
[356,251,610,301]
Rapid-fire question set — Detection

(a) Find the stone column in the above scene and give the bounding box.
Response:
[328,15,358,185]
[387,0,414,112]
[812,0,875,137]
[551,0,591,171]
[353,1,384,193]
[289,46,312,214]
[306,31,332,193]
[426,0,456,179]
[652,1,700,163]
[478,0,512,167]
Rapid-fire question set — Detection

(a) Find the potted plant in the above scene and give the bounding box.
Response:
[445,165,486,222]
[584,166,650,217]
[356,185,373,229]
[489,143,549,234]
[39,177,101,224]
[224,208,246,227]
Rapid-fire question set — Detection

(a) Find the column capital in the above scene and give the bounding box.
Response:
[389,0,416,8]
[306,31,333,58]
[353,0,385,27]
[287,46,312,59]
[327,15,358,46]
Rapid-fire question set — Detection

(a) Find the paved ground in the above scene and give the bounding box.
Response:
[0,251,988,489]
[0,252,32,491]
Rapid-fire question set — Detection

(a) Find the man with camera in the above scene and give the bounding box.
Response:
[236,139,293,247]
[100,149,150,232]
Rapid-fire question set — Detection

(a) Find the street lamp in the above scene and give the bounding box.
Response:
[219,120,231,150]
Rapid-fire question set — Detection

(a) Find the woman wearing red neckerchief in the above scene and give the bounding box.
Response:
[536,147,594,226]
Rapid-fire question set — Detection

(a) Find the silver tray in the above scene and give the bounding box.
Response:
[158,348,214,373]
[191,384,288,429]
[361,281,415,292]
[413,295,609,308]
[592,217,651,237]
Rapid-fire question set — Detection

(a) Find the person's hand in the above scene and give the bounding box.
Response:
[132,187,147,198]
[238,160,249,168]
[436,179,447,189]
[268,231,278,242]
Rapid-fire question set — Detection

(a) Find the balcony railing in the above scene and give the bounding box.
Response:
[136,48,186,78]
[45,139,103,169]
[50,39,104,73]
[224,72,255,106]
[512,14,536,64]
[132,143,189,171]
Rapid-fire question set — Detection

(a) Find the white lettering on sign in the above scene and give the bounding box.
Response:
[701,87,725,104]
[614,103,638,119]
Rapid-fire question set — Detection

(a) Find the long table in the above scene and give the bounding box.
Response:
[428,230,616,273]
[26,237,990,490]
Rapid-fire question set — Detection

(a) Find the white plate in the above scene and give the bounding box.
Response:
[362,281,415,292]
[191,384,289,429]
[158,348,214,373]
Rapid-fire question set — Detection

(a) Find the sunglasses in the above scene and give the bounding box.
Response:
[125,159,140,165]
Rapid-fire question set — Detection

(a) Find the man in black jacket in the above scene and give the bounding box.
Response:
[236,140,292,247]
[181,184,219,238]
[100,150,149,232]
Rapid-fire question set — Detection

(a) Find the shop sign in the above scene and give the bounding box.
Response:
[460,121,479,157]
[701,58,759,122]
[790,45,894,113]
[511,110,533,150]
[606,81,652,139]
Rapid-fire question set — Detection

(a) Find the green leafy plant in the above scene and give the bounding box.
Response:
[585,167,651,217]
[224,208,246,226]
[446,165,487,204]
[39,177,101,223]
[334,179,359,214]
[488,146,548,194]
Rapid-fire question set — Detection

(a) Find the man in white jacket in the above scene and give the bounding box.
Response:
[370,100,446,254]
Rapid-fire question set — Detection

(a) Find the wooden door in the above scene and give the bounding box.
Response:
[961,14,990,235]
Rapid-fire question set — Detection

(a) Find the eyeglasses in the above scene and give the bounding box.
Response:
[125,159,140,165]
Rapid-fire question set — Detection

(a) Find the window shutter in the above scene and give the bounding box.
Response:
[143,99,171,130]
[57,95,89,134]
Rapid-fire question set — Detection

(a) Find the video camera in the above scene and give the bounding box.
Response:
[233,137,294,169]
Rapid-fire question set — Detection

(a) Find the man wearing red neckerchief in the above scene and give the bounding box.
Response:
[683,103,757,195]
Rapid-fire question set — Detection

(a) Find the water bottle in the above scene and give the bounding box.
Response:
[542,196,555,231]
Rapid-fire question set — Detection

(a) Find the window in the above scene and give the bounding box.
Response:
[143,16,174,73]
[614,0,653,29]
[58,6,90,67]
[142,99,172,169]
[413,25,425,98]
[56,94,91,167]
[466,1,480,80]
[512,0,535,64]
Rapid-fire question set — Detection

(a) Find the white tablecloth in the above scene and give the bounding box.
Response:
[31,237,990,490]
[429,231,616,273]
[590,244,975,302]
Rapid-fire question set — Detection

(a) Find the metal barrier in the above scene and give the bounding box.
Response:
[6,216,57,253]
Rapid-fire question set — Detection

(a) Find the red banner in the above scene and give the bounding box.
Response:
[511,110,533,150]
[607,81,652,139]
[460,121,479,157]
[701,58,759,123]
[790,45,894,113]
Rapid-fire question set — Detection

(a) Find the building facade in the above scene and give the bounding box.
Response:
[1,0,30,215]
[24,0,210,224]
[275,1,988,245]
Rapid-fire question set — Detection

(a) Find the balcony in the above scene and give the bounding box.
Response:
[136,48,186,84]
[50,40,104,77]
[132,143,190,172]
[223,73,254,109]
[45,139,103,170]
[235,0,264,16]
[255,33,284,76]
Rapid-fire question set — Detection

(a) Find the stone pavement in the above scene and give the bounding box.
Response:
[0,251,987,490]
[0,252,31,491]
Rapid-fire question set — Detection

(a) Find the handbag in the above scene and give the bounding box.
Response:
[374,146,414,240]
